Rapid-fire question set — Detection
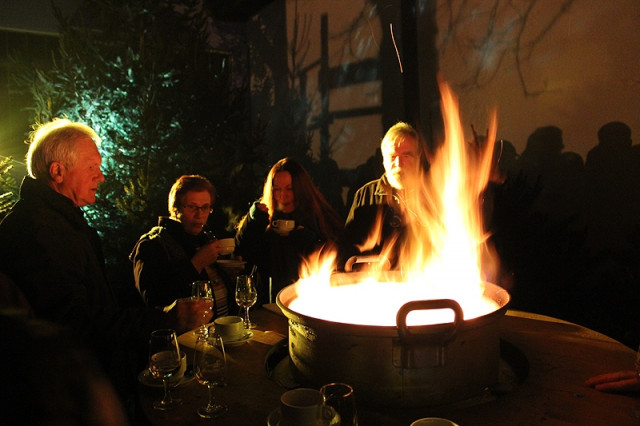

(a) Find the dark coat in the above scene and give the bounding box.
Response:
[130,217,210,308]
[344,174,407,268]
[0,177,169,399]
[235,201,323,302]
[130,217,233,316]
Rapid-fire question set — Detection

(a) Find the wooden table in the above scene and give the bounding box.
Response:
[139,308,639,425]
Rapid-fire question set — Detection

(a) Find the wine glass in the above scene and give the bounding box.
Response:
[194,330,228,418]
[192,280,214,335]
[235,275,257,329]
[321,382,358,425]
[148,329,182,410]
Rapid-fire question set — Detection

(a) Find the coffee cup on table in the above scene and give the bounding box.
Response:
[213,315,245,341]
[279,388,336,426]
[272,219,295,235]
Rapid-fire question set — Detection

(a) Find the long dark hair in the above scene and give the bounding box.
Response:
[242,158,344,241]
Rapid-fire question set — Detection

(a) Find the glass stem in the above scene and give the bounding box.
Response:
[244,307,250,328]
[207,384,215,409]
[162,378,173,405]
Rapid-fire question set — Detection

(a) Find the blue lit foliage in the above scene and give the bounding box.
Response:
[0,157,18,217]
[19,0,264,268]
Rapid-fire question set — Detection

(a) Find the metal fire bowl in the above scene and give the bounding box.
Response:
[276,277,511,407]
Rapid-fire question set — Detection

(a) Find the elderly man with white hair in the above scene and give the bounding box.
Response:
[0,118,211,419]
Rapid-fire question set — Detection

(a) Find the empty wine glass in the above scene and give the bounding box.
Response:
[321,382,358,425]
[192,280,214,335]
[194,329,228,418]
[235,275,257,329]
[148,329,182,410]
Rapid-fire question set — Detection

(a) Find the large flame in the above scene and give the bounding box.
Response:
[290,81,500,326]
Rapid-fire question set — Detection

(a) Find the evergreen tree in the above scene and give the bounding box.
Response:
[0,156,18,220]
[15,0,264,287]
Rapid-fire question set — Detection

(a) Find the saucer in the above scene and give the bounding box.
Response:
[267,408,340,426]
[216,259,247,268]
[137,369,195,388]
[222,331,253,347]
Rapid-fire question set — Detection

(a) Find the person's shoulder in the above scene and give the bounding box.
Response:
[1,197,54,232]
[355,176,384,195]
[131,222,168,254]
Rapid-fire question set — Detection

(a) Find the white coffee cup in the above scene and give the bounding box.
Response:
[280,388,336,426]
[272,219,295,235]
[214,316,245,341]
[217,238,235,255]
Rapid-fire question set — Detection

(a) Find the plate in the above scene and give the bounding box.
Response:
[216,259,247,268]
[222,331,253,347]
[267,408,340,426]
[137,369,195,388]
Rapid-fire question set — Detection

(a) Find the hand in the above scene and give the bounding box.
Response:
[585,370,640,393]
[173,297,214,334]
[249,202,269,220]
[192,241,223,272]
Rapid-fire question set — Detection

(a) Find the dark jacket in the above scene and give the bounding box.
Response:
[0,177,169,399]
[344,174,407,268]
[130,217,210,308]
[235,201,323,302]
[130,217,232,316]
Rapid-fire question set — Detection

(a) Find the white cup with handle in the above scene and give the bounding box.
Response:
[216,238,235,255]
[272,219,295,235]
[279,388,336,426]
[213,315,245,341]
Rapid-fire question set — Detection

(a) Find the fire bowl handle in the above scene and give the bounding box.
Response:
[396,299,463,345]
[344,255,391,272]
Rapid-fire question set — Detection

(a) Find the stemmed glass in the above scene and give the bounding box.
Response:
[148,329,182,411]
[321,382,358,425]
[194,329,228,418]
[192,280,214,335]
[235,275,257,329]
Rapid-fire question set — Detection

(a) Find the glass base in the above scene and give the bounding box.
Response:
[197,403,228,418]
[153,397,181,411]
[193,325,208,335]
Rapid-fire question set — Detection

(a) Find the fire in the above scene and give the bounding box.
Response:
[290,81,500,326]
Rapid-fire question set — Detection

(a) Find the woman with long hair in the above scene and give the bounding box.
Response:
[235,158,344,302]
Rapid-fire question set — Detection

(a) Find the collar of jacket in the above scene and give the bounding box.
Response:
[373,174,394,198]
[18,176,88,229]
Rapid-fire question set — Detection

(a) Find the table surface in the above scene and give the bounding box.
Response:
[138,307,639,425]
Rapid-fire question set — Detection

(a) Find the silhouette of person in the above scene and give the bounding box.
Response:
[585,121,640,254]
[0,312,129,425]
[346,148,385,210]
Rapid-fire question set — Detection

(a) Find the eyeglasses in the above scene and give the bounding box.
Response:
[182,204,213,214]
